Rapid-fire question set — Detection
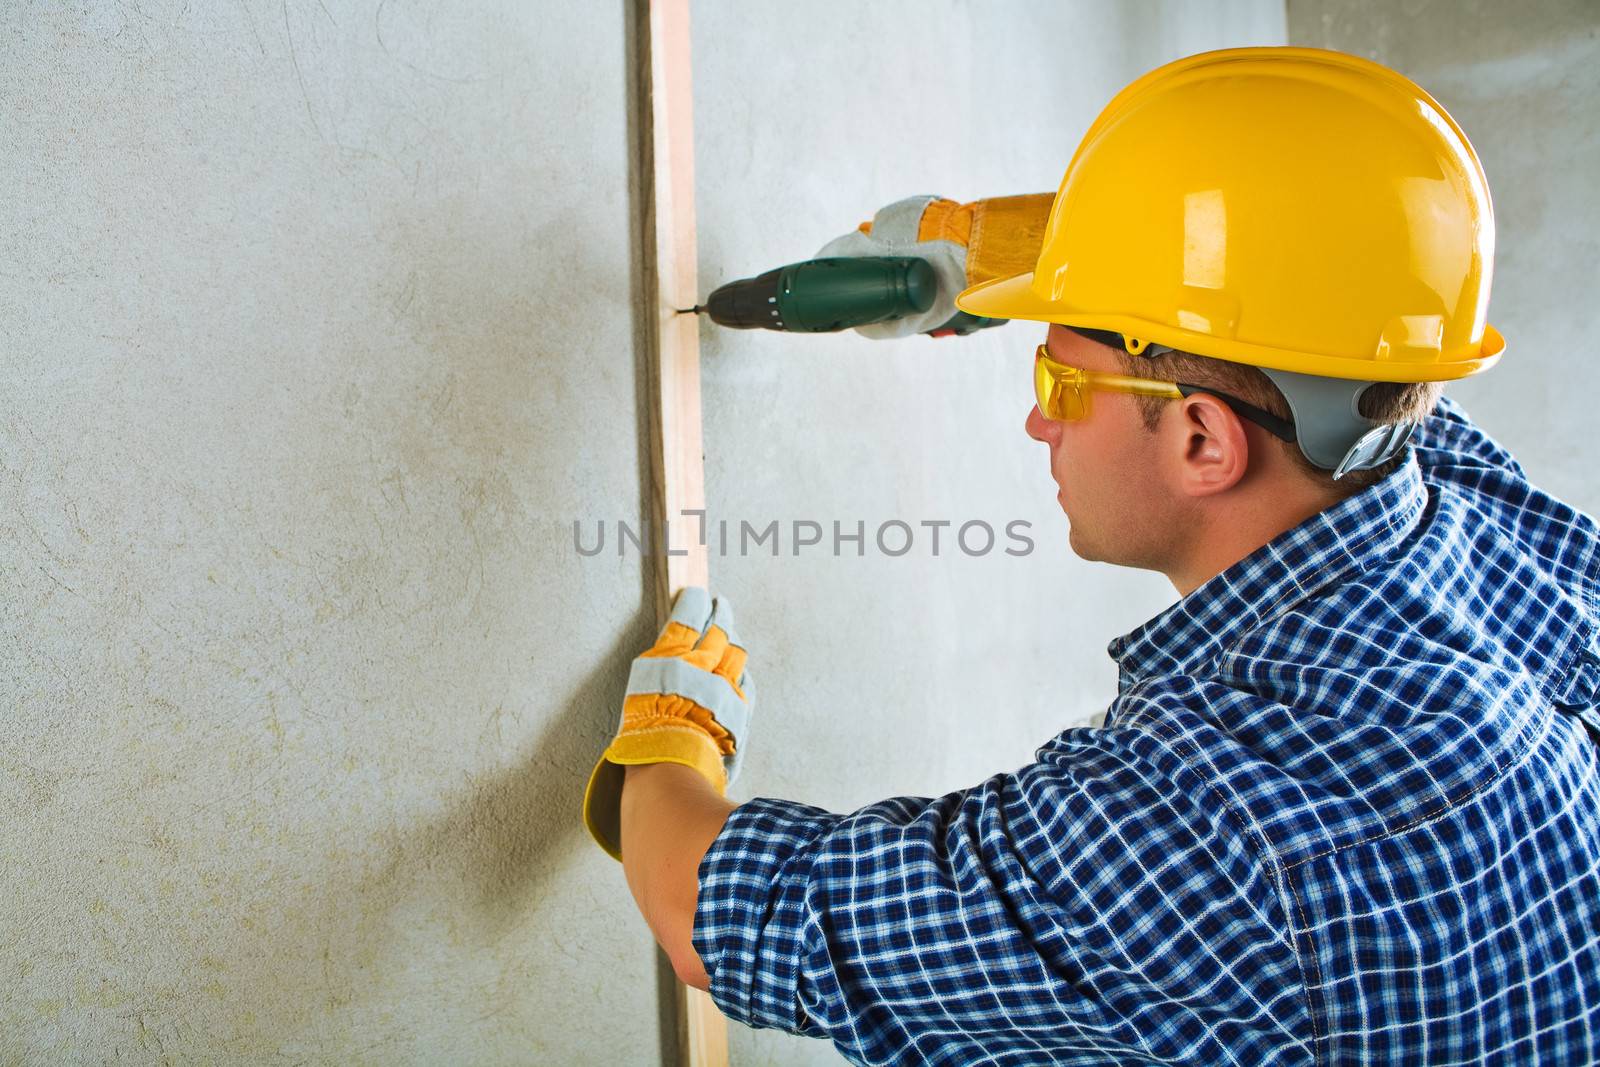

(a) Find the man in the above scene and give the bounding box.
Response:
[584,48,1600,1064]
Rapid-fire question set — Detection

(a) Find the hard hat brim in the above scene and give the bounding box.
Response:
[957,272,1505,384]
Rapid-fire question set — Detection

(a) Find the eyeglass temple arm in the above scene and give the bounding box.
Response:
[1175,384,1298,443]
[1062,327,1299,444]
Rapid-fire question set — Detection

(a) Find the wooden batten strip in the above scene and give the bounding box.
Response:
[637,1,727,1064]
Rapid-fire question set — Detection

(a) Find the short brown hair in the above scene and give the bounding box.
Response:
[1111,346,1443,494]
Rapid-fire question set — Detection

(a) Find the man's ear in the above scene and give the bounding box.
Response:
[1173,393,1249,497]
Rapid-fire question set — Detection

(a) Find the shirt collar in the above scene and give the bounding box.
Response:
[1108,457,1429,684]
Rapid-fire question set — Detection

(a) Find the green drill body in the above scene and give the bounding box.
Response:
[692,256,1004,337]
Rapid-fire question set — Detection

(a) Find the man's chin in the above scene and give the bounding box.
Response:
[1059,494,1108,563]
[1066,522,1098,562]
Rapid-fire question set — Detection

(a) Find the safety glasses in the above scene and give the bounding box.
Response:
[1033,344,1296,443]
[1034,344,1183,420]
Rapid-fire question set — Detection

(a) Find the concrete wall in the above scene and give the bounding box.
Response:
[0,2,1287,1064]
[2,3,662,1062]
[1288,0,1600,513]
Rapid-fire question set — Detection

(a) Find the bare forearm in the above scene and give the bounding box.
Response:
[620,762,735,990]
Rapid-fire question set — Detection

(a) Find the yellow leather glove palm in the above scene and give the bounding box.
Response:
[583,588,752,860]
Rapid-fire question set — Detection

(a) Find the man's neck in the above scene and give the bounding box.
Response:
[1166,480,1346,598]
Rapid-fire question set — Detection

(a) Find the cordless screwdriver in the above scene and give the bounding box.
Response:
[686,256,1005,337]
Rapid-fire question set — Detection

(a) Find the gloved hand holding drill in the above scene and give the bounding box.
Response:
[690,192,1053,338]
[813,192,1054,337]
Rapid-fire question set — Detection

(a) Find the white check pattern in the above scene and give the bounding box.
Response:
[693,398,1600,1065]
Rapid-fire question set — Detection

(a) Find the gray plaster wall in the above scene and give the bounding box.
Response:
[3,3,662,1062]
[1288,0,1600,513]
[0,1,1297,1064]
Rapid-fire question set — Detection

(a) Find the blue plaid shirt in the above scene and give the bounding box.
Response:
[693,398,1600,1065]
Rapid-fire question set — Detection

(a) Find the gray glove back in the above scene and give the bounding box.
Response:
[814,194,968,339]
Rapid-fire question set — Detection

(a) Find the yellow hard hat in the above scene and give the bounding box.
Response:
[957,47,1504,384]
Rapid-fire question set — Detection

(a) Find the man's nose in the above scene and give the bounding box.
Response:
[1025,403,1056,444]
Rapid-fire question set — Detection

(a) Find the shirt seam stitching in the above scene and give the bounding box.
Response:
[1136,715,1321,1061]
[1280,706,1543,873]
[1282,874,1326,1062]
[1547,618,1596,701]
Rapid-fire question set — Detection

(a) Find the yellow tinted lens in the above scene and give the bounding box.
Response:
[1033,355,1056,416]
[1034,351,1087,421]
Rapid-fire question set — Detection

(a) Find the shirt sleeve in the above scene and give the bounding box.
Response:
[692,726,1313,1064]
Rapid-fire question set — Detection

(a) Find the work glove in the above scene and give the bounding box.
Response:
[583,587,753,861]
[814,192,1055,338]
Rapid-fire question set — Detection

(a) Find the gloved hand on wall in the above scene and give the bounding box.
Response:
[583,587,753,860]
[814,192,1055,338]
